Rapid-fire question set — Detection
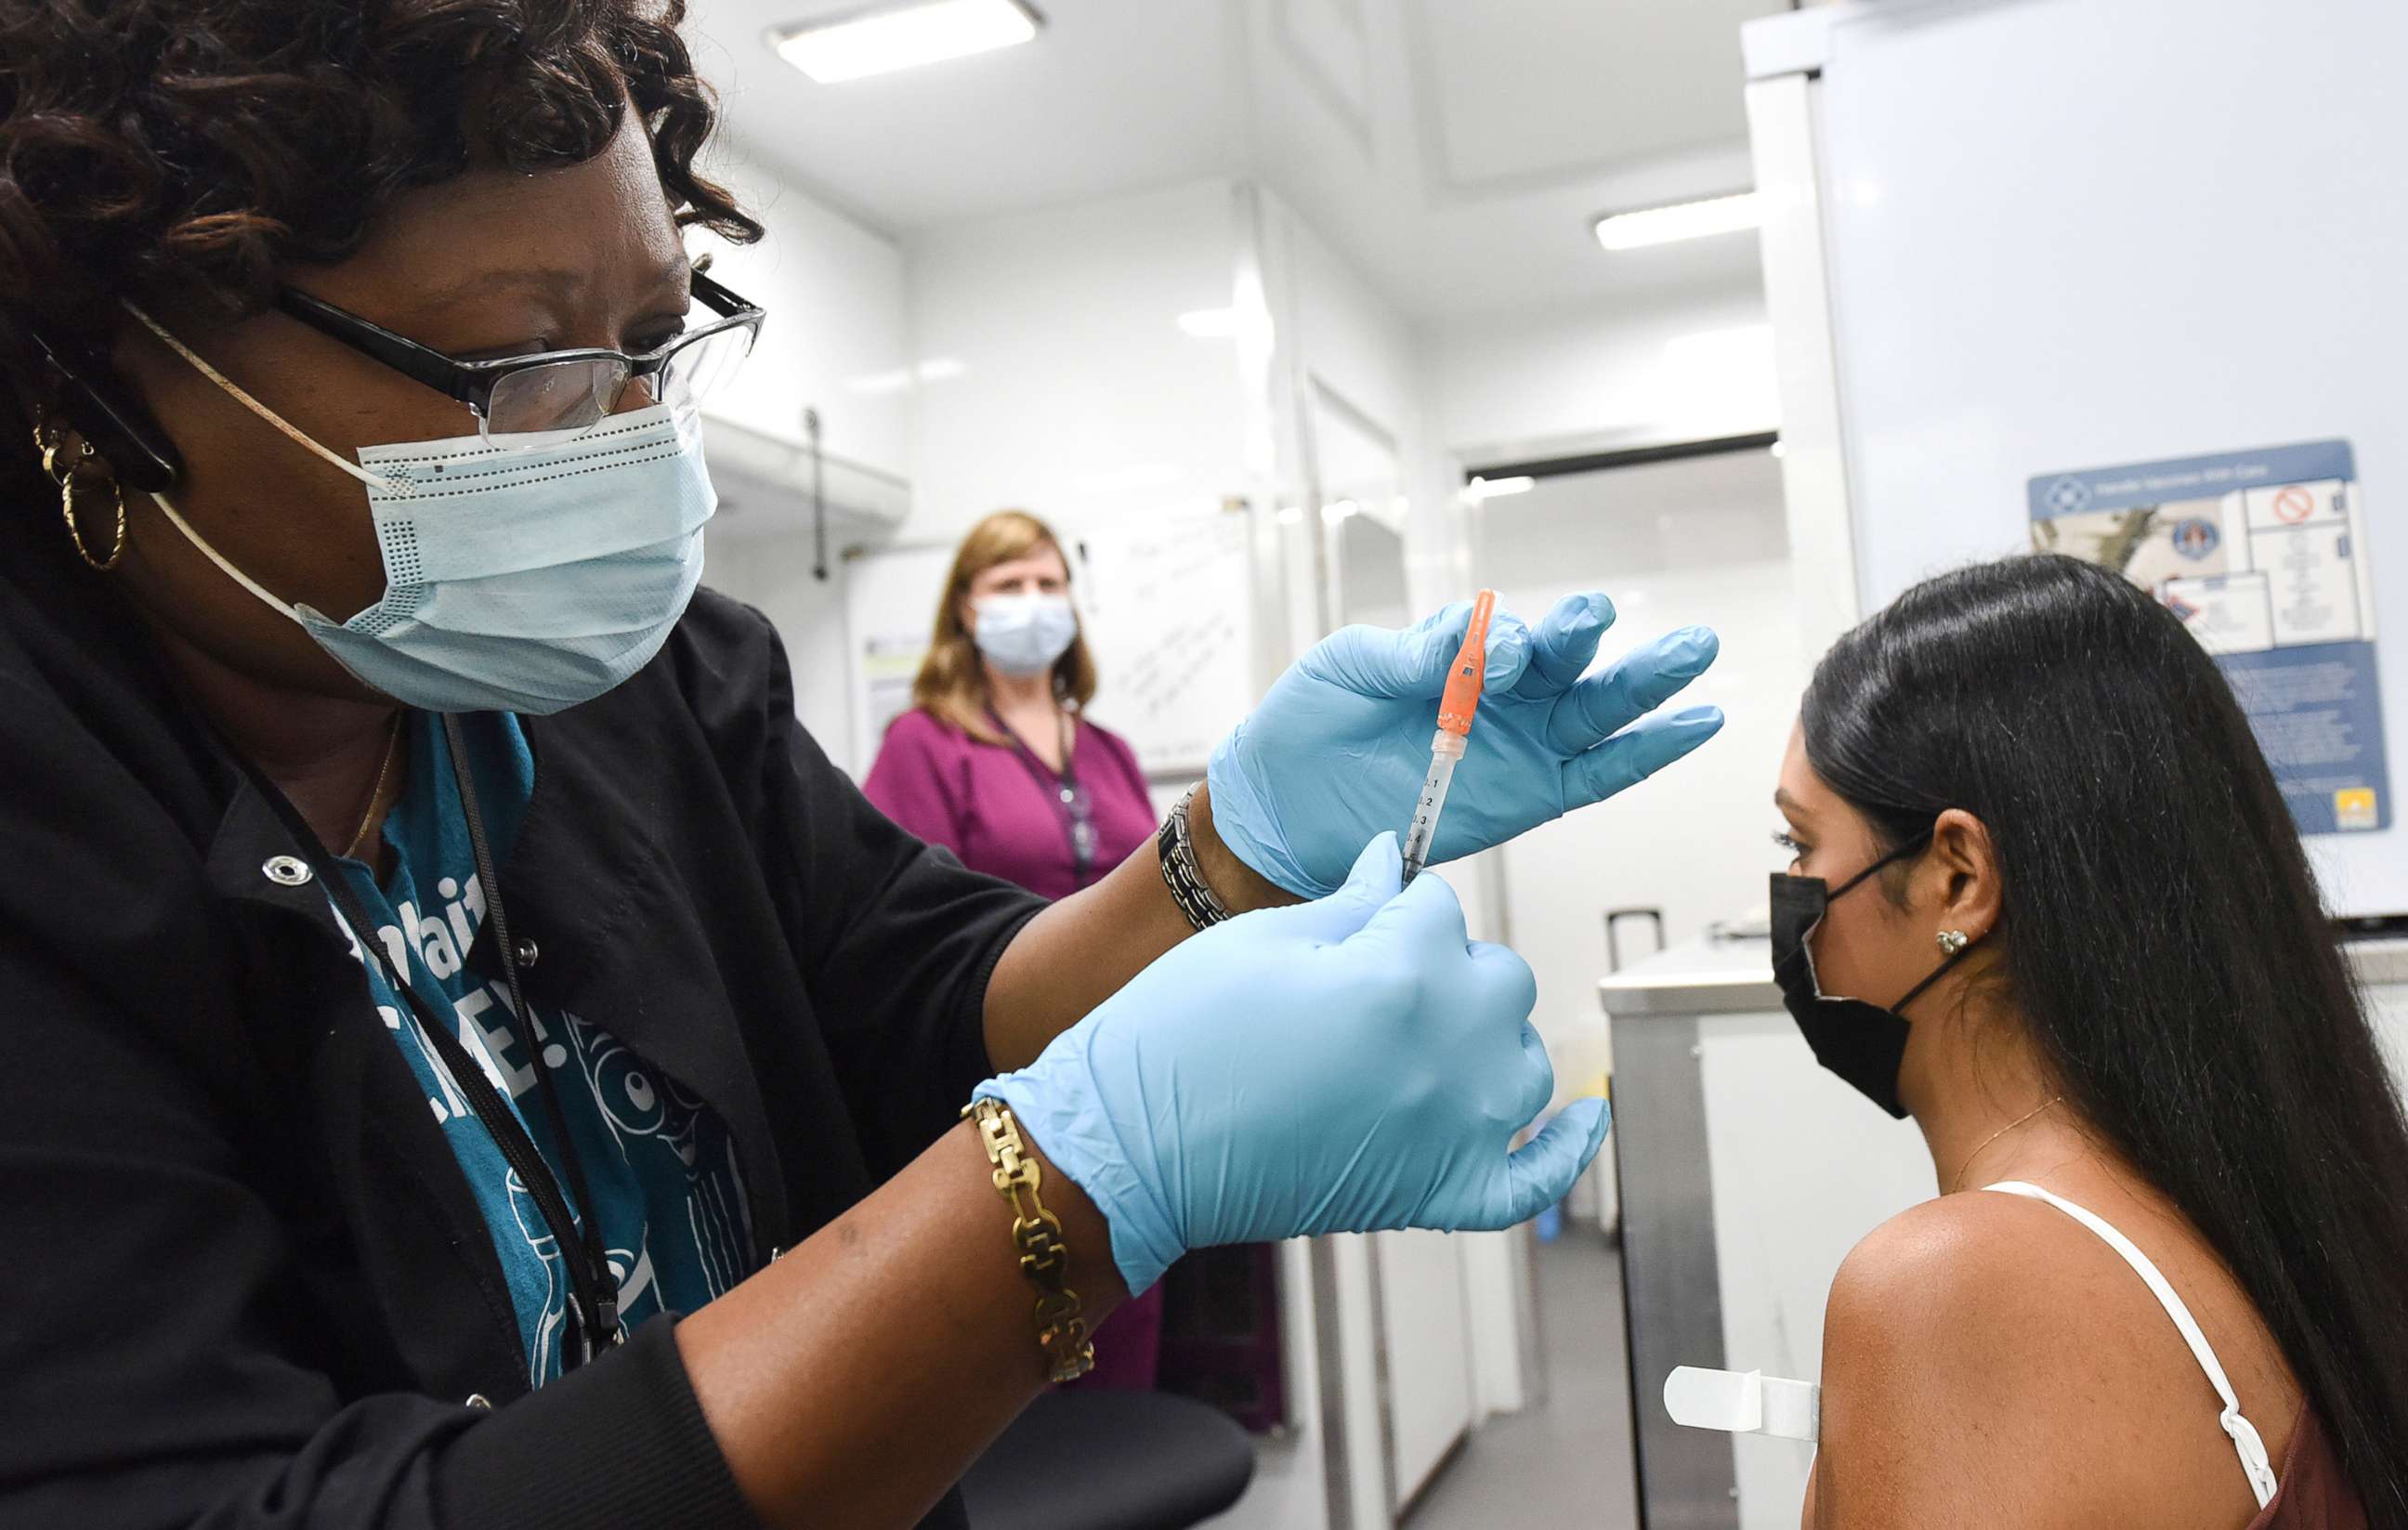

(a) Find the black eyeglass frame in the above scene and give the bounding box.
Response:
[273,269,766,424]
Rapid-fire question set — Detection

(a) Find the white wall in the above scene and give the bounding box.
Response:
[692,144,915,756]
[901,180,1252,546]
[1260,187,1423,474]
[695,140,912,485]
[1424,280,1778,469]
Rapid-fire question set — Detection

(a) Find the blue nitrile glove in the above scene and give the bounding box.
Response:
[976,833,1612,1296]
[1209,593,1723,897]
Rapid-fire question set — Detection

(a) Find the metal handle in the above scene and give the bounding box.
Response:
[1603,907,1665,974]
[805,406,829,583]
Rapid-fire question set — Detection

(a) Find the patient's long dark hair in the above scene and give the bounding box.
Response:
[1802,553,2408,1521]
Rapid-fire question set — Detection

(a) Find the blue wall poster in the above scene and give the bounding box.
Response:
[2029,439,2388,836]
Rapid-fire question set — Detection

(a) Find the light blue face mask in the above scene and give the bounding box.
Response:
[132,307,716,715]
[973,592,1080,676]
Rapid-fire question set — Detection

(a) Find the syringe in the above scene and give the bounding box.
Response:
[1400,589,1498,884]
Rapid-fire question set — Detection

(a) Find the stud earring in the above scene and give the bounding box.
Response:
[1937,929,1970,957]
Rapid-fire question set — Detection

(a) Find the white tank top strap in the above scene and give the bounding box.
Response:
[1983,1181,2279,1510]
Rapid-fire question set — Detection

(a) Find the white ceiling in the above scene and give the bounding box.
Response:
[684,0,1250,230]
[683,0,1786,320]
[1413,0,1780,190]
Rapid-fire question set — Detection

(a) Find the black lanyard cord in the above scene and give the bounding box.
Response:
[441,714,618,1353]
[239,716,620,1367]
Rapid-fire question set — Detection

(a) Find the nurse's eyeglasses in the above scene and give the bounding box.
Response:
[276,269,765,448]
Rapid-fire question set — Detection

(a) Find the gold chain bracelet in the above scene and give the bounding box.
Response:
[962,1098,1096,1383]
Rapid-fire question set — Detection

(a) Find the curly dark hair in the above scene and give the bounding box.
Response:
[0,0,761,375]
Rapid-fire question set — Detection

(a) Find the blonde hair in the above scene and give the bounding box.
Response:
[910,509,1098,746]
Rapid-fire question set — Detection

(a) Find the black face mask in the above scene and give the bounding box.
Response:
[1768,833,1977,1118]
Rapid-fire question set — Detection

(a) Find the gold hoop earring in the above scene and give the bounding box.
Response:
[1937,929,1970,957]
[33,408,128,571]
[61,472,129,571]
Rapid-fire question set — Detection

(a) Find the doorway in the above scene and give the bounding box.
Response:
[1406,438,1801,1529]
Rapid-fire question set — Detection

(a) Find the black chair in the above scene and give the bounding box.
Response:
[959,1390,1257,1530]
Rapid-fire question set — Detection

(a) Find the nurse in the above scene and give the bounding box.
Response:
[867,509,1153,905]
[0,5,1724,1529]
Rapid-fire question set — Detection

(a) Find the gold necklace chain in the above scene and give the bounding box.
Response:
[341,713,406,861]
[1952,1094,2064,1194]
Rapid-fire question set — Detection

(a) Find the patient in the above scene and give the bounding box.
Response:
[1773,555,2403,1528]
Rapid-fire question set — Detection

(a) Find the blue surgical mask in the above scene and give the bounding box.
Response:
[973,592,1079,676]
[130,307,716,715]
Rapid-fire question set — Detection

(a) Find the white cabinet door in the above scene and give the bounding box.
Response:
[1374,1228,1475,1509]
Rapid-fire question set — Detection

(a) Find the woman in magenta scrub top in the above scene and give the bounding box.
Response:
[865,510,1163,1383]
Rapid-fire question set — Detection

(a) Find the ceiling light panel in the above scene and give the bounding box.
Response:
[770,0,1041,85]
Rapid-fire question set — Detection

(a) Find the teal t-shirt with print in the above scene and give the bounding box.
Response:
[332,713,751,1386]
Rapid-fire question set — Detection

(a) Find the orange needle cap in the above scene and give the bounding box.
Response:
[1436,589,1498,736]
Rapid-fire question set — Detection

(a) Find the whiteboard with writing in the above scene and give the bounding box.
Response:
[1073,511,1257,778]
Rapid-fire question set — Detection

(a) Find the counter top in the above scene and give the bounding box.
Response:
[2356,937,2408,987]
[1601,935,2408,1018]
[1596,934,1779,1017]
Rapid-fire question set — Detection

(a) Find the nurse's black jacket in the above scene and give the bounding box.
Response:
[0,502,1045,1530]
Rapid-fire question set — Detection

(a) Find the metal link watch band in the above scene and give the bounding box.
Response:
[1157,785,1235,932]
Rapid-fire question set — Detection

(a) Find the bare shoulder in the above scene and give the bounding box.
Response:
[1831,1189,2086,1306]
[1825,1191,2093,1387]
[1813,1192,2277,1528]
[1809,1197,2077,1525]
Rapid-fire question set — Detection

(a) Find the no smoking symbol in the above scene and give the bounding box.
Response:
[2272,486,2317,523]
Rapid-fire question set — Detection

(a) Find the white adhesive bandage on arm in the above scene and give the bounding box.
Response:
[1664,1365,1821,1443]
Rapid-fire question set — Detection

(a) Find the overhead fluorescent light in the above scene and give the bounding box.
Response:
[1466,476,1536,503]
[769,0,1040,85]
[1177,307,1238,339]
[1320,499,1359,524]
[1592,191,1761,252]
